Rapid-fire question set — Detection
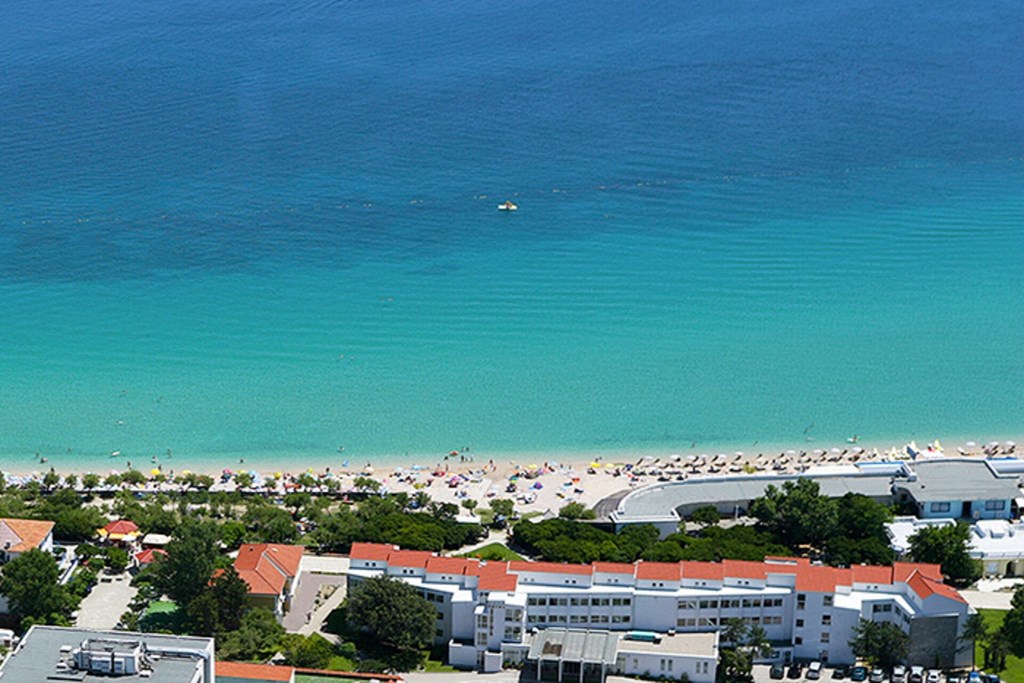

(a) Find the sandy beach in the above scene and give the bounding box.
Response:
[3,436,1019,520]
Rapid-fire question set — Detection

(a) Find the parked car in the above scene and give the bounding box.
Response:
[892,665,907,683]
[808,662,823,680]
[833,666,849,679]
[926,670,941,683]
[966,672,981,683]
[983,675,1001,683]
[771,664,786,680]
[852,667,869,682]
[870,669,886,683]
[910,666,925,683]
[788,664,805,679]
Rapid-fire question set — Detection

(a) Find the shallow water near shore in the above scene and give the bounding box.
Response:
[1,0,1022,474]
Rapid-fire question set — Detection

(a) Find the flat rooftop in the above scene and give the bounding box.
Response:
[897,459,1021,502]
[613,469,896,520]
[527,628,717,664]
[618,631,718,657]
[0,626,213,683]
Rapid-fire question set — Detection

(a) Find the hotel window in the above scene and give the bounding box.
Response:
[698,617,719,627]
[795,637,803,645]
[570,615,584,624]
[678,618,697,627]
[985,500,1006,510]
[822,596,833,607]
[679,599,698,610]
[536,615,546,623]
[821,614,831,626]
[821,632,830,643]
[796,594,806,610]
[699,600,718,609]
[796,619,804,628]
[930,502,951,513]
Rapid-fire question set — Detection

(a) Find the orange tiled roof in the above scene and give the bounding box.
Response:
[349,542,397,561]
[234,544,304,596]
[593,562,636,574]
[0,518,54,552]
[722,560,768,580]
[852,564,894,584]
[387,550,435,568]
[636,562,683,580]
[133,548,167,565]
[508,561,593,575]
[216,660,294,682]
[425,556,474,574]
[103,519,139,535]
[680,561,724,580]
[893,562,943,583]
[478,571,519,591]
[905,570,966,603]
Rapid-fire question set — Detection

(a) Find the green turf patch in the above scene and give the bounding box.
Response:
[458,542,524,561]
[976,608,1024,683]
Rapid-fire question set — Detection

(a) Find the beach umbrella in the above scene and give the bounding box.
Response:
[830,448,842,454]
[965,441,977,447]
[533,482,543,489]
[1006,441,1016,447]
[150,468,161,476]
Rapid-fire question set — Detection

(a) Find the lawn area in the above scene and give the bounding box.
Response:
[140,600,186,632]
[976,609,1024,683]
[459,542,524,562]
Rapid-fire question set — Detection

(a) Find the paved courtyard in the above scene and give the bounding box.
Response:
[282,557,349,632]
[74,572,137,630]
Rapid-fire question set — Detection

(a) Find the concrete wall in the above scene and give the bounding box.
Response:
[907,615,962,669]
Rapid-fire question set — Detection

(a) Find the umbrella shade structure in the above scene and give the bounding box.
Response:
[533,482,543,489]
[150,468,161,476]
[98,519,140,543]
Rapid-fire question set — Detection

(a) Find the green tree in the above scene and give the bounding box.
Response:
[105,547,130,573]
[155,520,221,609]
[907,522,981,587]
[345,575,436,651]
[0,549,70,624]
[64,473,79,489]
[82,473,101,490]
[849,619,910,668]
[122,469,147,486]
[718,619,771,682]
[558,501,596,520]
[221,520,247,549]
[750,478,837,549]
[353,477,381,493]
[281,633,337,669]
[210,566,250,633]
[42,469,60,490]
[243,505,297,544]
[958,612,987,670]
[233,472,255,489]
[690,505,721,527]
[217,608,285,661]
[1000,584,1024,659]
[461,498,478,514]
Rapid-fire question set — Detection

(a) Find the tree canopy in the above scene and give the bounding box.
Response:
[0,548,71,625]
[155,520,222,608]
[850,619,910,668]
[907,522,981,587]
[344,575,436,651]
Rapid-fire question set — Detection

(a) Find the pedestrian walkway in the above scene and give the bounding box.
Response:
[74,572,137,630]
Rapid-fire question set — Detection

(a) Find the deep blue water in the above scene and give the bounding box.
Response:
[1,0,1022,471]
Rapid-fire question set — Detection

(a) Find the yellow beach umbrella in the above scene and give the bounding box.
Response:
[150,468,161,476]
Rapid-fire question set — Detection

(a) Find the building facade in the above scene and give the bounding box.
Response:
[348,543,972,675]
[233,543,304,619]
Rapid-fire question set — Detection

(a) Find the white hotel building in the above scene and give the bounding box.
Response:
[348,543,972,679]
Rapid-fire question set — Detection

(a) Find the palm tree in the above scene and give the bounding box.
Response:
[958,613,987,670]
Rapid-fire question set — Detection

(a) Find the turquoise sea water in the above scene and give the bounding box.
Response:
[1,1,1022,472]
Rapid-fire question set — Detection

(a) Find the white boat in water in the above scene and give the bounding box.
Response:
[497,201,518,211]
